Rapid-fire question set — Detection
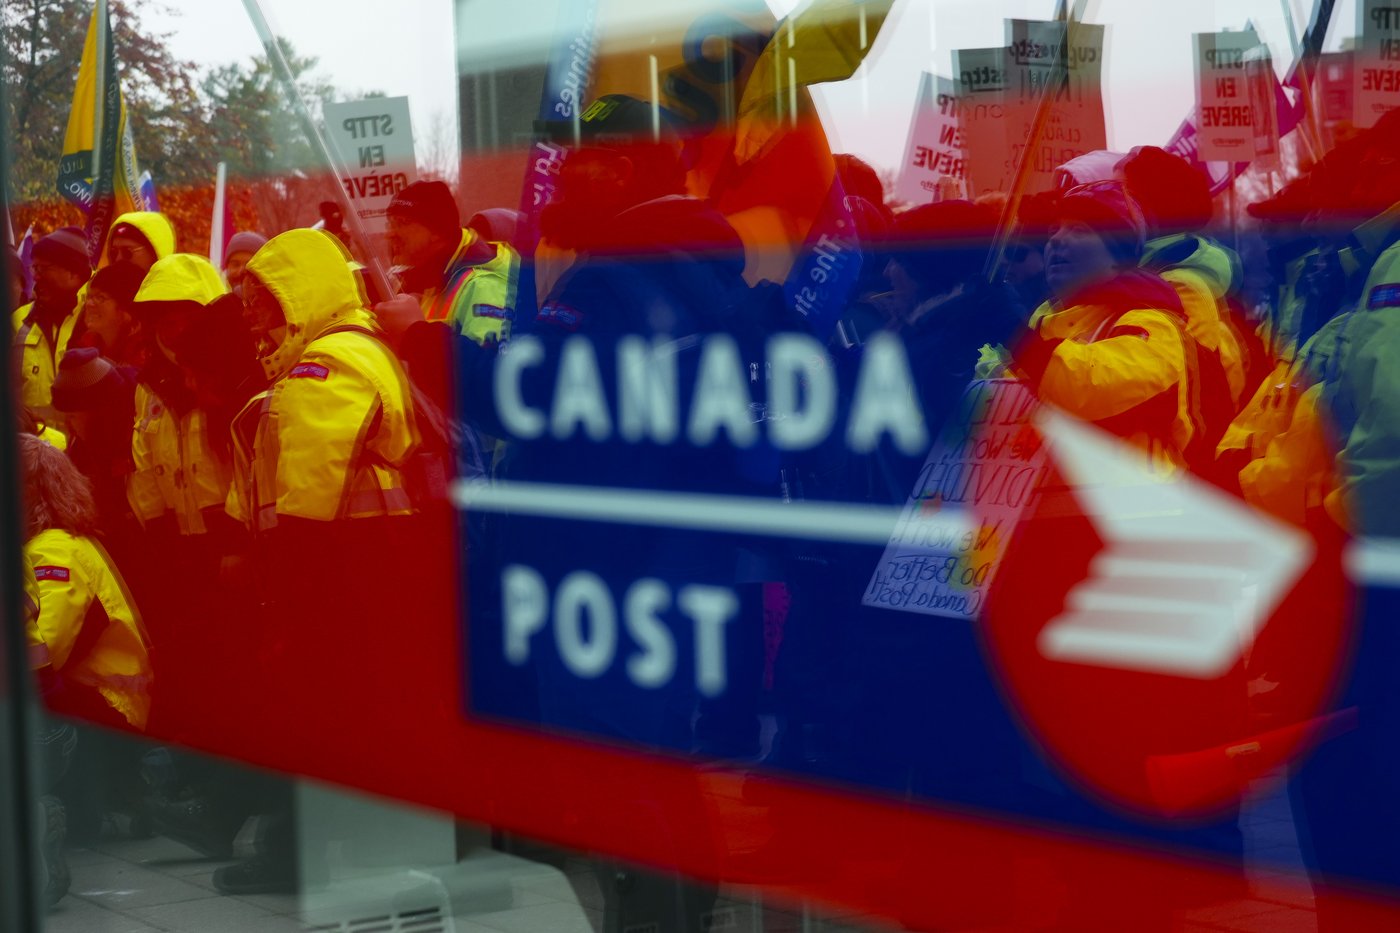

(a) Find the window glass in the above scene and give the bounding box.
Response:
[6,2,1400,931]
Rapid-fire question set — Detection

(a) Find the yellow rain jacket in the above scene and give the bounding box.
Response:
[12,298,82,421]
[1019,280,1194,472]
[420,228,519,345]
[126,255,231,534]
[25,529,153,729]
[1142,234,1247,403]
[228,229,418,529]
[98,211,176,268]
[1229,241,1400,533]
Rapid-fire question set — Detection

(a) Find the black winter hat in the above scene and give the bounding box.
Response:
[50,347,130,412]
[88,261,146,306]
[387,181,460,240]
[33,228,91,277]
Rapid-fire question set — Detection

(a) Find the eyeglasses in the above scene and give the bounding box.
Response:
[109,243,152,263]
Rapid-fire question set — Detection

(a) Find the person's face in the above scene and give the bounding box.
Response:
[387,215,440,269]
[883,259,920,318]
[1045,221,1118,301]
[539,147,634,250]
[82,287,130,350]
[107,232,156,272]
[32,257,86,308]
[240,274,286,356]
[224,251,254,288]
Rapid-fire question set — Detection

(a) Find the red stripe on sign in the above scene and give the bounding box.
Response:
[68,504,1395,931]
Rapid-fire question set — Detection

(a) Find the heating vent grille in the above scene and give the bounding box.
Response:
[304,905,448,933]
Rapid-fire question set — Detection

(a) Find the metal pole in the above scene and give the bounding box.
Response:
[238,0,396,300]
[89,0,108,190]
[209,161,227,268]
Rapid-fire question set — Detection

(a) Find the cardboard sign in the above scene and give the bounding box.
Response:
[954,47,1013,198]
[894,73,966,206]
[1355,0,1400,128]
[1194,30,1265,162]
[864,380,1047,619]
[1005,19,1108,195]
[323,96,417,235]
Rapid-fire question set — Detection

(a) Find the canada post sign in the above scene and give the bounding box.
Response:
[461,328,936,753]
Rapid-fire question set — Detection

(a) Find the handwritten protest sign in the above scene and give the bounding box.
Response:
[1005,19,1107,195]
[864,380,1048,620]
[895,73,966,206]
[953,47,1012,198]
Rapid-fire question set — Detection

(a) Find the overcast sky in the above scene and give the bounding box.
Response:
[155,0,1358,180]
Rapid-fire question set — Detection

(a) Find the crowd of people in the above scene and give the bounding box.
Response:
[11,90,1400,927]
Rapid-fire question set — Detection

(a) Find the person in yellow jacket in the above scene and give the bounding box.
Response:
[1010,183,1197,473]
[12,228,91,422]
[379,180,519,346]
[1240,240,1400,536]
[1120,146,1249,408]
[229,228,419,530]
[126,254,232,538]
[218,227,422,896]
[20,434,152,731]
[99,211,176,273]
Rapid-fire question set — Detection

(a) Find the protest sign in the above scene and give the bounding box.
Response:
[1355,0,1400,128]
[954,47,1013,198]
[324,96,417,235]
[864,380,1047,620]
[895,72,966,206]
[1194,29,1265,162]
[1005,19,1107,195]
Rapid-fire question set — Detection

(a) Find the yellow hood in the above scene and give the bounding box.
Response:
[102,211,176,267]
[134,254,227,305]
[245,228,377,381]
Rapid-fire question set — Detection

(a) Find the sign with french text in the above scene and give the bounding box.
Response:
[1194,29,1266,162]
[1355,0,1400,128]
[324,96,417,235]
[895,73,966,206]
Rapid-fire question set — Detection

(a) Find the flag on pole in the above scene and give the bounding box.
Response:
[139,170,159,213]
[57,0,146,266]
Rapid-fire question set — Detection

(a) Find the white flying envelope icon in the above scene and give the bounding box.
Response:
[1035,408,1313,679]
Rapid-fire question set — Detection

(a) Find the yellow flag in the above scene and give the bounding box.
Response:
[57,0,145,264]
[735,0,894,164]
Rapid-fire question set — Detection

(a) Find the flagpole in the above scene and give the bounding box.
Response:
[89,0,108,195]
[239,0,395,300]
[209,161,227,268]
